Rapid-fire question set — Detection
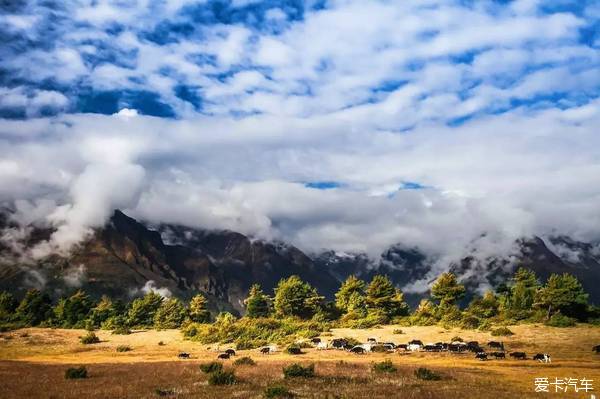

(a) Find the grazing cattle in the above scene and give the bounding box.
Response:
[396,344,408,350]
[260,347,271,355]
[488,341,504,350]
[509,352,527,360]
[367,337,377,343]
[316,341,328,350]
[448,344,463,353]
[467,342,483,352]
[225,349,236,356]
[382,342,396,349]
[593,345,600,353]
[350,346,366,354]
[423,344,441,352]
[475,352,488,361]
[287,347,302,355]
[311,338,321,345]
[491,352,506,359]
[408,339,423,346]
[408,343,422,351]
[533,353,551,363]
[217,353,230,360]
[177,352,190,359]
[331,338,348,349]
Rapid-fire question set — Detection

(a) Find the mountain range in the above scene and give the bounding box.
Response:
[0,209,598,313]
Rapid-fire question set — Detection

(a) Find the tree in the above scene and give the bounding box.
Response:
[15,289,52,326]
[508,267,539,319]
[466,291,499,319]
[127,292,164,327]
[52,290,93,328]
[535,273,588,319]
[244,284,270,318]
[154,298,187,329]
[0,291,17,321]
[189,294,211,323]
[273,275,323,319]
[87,296,117,327]
[335,276,366,313]
[365,275,409,319]
[430,272,466,306]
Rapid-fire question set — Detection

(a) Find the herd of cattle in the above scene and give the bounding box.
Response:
[176,340,600,362]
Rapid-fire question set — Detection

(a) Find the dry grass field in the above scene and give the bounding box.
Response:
[0,324,598,398]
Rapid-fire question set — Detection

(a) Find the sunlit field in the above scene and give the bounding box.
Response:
[0,324,598,398]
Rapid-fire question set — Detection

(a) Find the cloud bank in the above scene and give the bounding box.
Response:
[0,0,599,263]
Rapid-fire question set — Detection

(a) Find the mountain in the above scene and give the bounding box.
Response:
[0,209,599,312]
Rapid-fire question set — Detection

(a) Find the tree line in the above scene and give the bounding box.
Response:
[0,267,597,332]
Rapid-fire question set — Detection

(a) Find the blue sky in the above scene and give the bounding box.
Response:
[0,0,599,268]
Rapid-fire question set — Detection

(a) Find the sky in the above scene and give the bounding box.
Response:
[0,0,599,264]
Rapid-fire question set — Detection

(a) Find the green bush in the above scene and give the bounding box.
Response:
[208,370,237,386]
[65,366,88,379]
[415,367,441,381]
[450,336,463,342]
[116,345,131,352]
[545,313,577,327]
[283,363,315,378]
[111,326,132,335]
[371,360,396,373]
[233,356,256,366]
[370,345,389,353]
[490,327,514,336]
[199,361,223,374]
[80,332,100,344]
[392,329,404,334]
[264,385,295,398]
[460,315,481,330]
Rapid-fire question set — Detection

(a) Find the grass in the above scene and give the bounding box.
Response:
[233,356,256,366]
[283,363,315,378]
[0,325,599,398]
[208,370,237,385]
[415,367,442,380]
[199,361,223,374]
[116,345,131,352]
[371,360,396,373]
[64,366,87,379]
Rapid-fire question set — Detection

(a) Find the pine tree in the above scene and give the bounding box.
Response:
[430,272,466,306]
[189,294,211,323]
[154,298,187,329]
[508,267,539,319]
[0,291,17,321]
[15,289,52,326]
[535,273,588,319]
[52,290,93,328]
[244,284,270,318]
[365,275,409,319]
[335,276,366,313]
[127,292,164,327]
[273,275,323,319]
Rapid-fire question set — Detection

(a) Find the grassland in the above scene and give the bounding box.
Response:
[0,324,598,398]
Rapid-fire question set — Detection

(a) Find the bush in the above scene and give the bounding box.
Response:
[65,366,88,379]
[264,385,295,398]
[392,329,404,334]
[415,367,441,381]
[116,345,131,352]
[450,336,463,342]
[199,361,223,374]
[233,356,256,366]
[490,327,514,336]
[460,315,481,330]
[111,326,131,335]
[372,360,396,373]
[80,332,100,344]
[208,370,237,386]
[545,313,577,327]
[371,345,389,353]
[283,363,315,378]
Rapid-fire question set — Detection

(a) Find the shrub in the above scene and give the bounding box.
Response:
[283,363,315,378]
[545,313,577,327]
[65,366,88,379]
[116,345,131,352]
[415,367,441,381]
[264,385,295,398]
[233,356,256,366]
[199,361,223,374]
[80,332,100,344]
[490,327,514,336]
[392,329,404,334]
[208,370,237,386]
[111,326,131,335]
[371,360,396,373]
[371,345,389,353]
[460,315,481,330]
[450,336,463,342]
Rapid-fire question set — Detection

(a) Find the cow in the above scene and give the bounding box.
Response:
[509,352,527,360]
[593,345,600,353]
[475,352,488,361]
[225,349,236,356]
[367,337,377,343]
[350,346,366,354]
[488,341,504,350]
[331,338,348,349]
[408,343,422,351]
[316,341,328,350]
[533,353,551,363]
[177,352,190,359]
[311,338,321,345]
[448,344,463,353]
[396,344,408,351]
[382,342,396,349]
[217,353,230,360]
[490,352,506,359]
[408,339,423,346]
[259,347,271,355]
[287,347,302,355]
[423,344,441,352]
[467,342,483,352]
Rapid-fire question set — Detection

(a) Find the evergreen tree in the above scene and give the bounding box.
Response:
[508,267,539,319]
[273,275,323,319]
[335,276,366,313]
[88,296,123,328]
[15,289,52,326]
[535,273,588,319]
[52,290,93,328]
[244,284,270,318]
[189,293,211,323]
[365,275,409,319]
[466,291,499,319]
[0,291,17,321]
[154,298,187,329]
[430,272,466,306]
[127,292,164,327]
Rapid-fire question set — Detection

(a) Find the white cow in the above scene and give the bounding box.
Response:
[317,341,328,350]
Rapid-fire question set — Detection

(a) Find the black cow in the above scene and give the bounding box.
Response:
[466,342,482,352]
[177,352,190,359]
[217,353,230,360]
[382,342,396,349]
[488,341,504,350]
[350,346,366,354]
[396,344,408,350]
[408,339,423,346]
[367,337,377,343]
[260,347,271,354]
[311,338,321,345]
[448,344,465,353]
[423,344,441,352]
[475,352,488,361]
[509,352,526,360]
[225,349,236,356]
[533,353,551,363]
[490,352,505,359]
[593,345,600,353]
[331,338,348,349]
